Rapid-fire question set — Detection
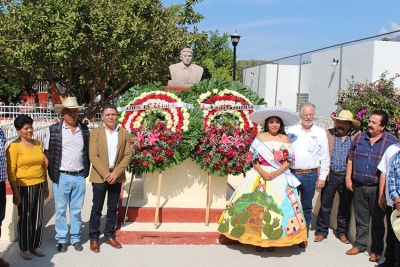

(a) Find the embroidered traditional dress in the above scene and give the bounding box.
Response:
[218,140,307,247]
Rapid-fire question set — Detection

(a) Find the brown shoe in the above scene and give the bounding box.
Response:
[346,247,361,255]
[339,235,349,244]
[369,253,381,262]
[90,240,100,253]
[105,237,122,249]
[298,241,308,248]
[0,258,9,267]
[314,235,325,242]
[30,247,45,257]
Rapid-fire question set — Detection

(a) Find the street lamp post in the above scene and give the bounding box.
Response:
[230,31,241,81]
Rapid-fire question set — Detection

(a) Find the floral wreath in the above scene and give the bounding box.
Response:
[119,83,202,174]
[179,78,266,176]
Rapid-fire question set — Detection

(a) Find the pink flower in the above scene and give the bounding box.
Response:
[230,136,245,149]
[133,131,145,143]
[220,133,232,144]
[146,131,160,145]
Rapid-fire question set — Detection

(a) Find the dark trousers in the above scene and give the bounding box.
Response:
[17,182,45,251]
[315,173,353,237]
[385,205,396,265]
[0,181,6,237]
[395,235,400,267]
[89,182,122,240]
[353,182,385,254]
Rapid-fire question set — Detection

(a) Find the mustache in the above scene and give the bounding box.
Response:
[336,127,344,131]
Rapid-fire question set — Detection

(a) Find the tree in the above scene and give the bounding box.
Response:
[193,30,233,80]
[0,73,21,104]
[0,0,204,118]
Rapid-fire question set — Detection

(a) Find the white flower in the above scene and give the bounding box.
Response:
[183,113,190,119]
[212,89,218,93]
[182,125,188,132]
[133,121,141,128]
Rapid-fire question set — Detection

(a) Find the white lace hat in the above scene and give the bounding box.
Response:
[249,106,299,127]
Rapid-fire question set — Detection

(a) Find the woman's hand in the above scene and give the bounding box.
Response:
[45,185,50,199]
[13,191,21,206]
[262,171,279,181]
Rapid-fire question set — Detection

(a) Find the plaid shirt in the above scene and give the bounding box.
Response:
[349,131,397,184]
[0,129,6,182]
[388,150,400,201]
[330,131,352,173]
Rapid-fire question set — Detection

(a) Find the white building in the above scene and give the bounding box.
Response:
[243,40,400,116]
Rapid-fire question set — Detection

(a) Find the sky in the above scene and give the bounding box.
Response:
[161,0,400,61]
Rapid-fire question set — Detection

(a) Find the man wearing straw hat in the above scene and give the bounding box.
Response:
[287,102,330,248]
[314,110,360,244]
[43,97,90,253]
[345,110,397,263]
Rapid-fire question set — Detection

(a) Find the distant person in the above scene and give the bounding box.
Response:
[314,110,360,244]
[43,97,90,253]
[7,115,49,260]
[0,127,9,267]
[287,102,330,248]
[168,48,203,85]
[345,110,397,263]
[376,128,400,267]
[88,104,132,253]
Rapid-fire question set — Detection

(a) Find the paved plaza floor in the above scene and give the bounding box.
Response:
[0,181,382,267]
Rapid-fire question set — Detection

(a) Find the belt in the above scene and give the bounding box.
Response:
[353,180,378,187]
[330,170,346,176]
[290,168,318,174]
[59,170,84,176]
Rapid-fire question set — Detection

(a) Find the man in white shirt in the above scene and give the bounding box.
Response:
[287,102,330,248]
[376,129,400,267]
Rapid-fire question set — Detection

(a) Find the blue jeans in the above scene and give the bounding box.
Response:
[89,182,122,240]
[293,170,318,233]
[52,172,86,244]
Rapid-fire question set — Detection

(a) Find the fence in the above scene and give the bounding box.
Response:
[0,103,102,146]
[243,29,400,117]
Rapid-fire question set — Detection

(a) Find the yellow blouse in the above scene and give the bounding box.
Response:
[6,139,46,186]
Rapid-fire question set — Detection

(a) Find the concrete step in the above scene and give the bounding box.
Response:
[116,222,239,245]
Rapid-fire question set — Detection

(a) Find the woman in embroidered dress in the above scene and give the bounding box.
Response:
[7,115,49,260]
[218,106,307,251]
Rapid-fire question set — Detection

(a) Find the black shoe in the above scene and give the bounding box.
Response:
[375,262,395,267]
[73,242,83,251]
[255,246,264,252]
[265,247,275,252]
[57,243,68,253]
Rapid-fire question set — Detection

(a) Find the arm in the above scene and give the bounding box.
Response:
[378,173,387,211]
[388,159,400,211]
[6,144,21,205]
[89,128,110,181]
[252,160,291,181]
[345,156,354,192]
[316,132,330,189]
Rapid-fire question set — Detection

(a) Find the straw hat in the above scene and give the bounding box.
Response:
[53,97,83,115]
[391,209,400,241]
[330,110,361,128]
[249,106,299,127]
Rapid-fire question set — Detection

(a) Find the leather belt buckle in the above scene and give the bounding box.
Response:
[60,170,83,175]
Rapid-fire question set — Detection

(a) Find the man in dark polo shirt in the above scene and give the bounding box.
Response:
[345,110,397,263]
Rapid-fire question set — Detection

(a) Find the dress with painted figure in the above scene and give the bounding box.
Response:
[218,141,307,247]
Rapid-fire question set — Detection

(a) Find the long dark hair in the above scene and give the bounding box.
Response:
[264,116,286,135]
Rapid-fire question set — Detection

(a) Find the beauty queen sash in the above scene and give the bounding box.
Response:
[251,138,301,188]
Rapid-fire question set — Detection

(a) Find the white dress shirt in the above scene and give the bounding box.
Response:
[105,125,119,169]
[287,124,330,181]
[377,143,400,207]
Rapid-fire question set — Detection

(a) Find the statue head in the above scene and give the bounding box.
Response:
[180,48,194,67]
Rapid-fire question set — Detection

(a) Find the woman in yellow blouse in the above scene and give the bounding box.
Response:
[6,115,49,260]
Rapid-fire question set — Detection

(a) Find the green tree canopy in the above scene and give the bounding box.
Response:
[193,30,233,81]
[0,0,204,118]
